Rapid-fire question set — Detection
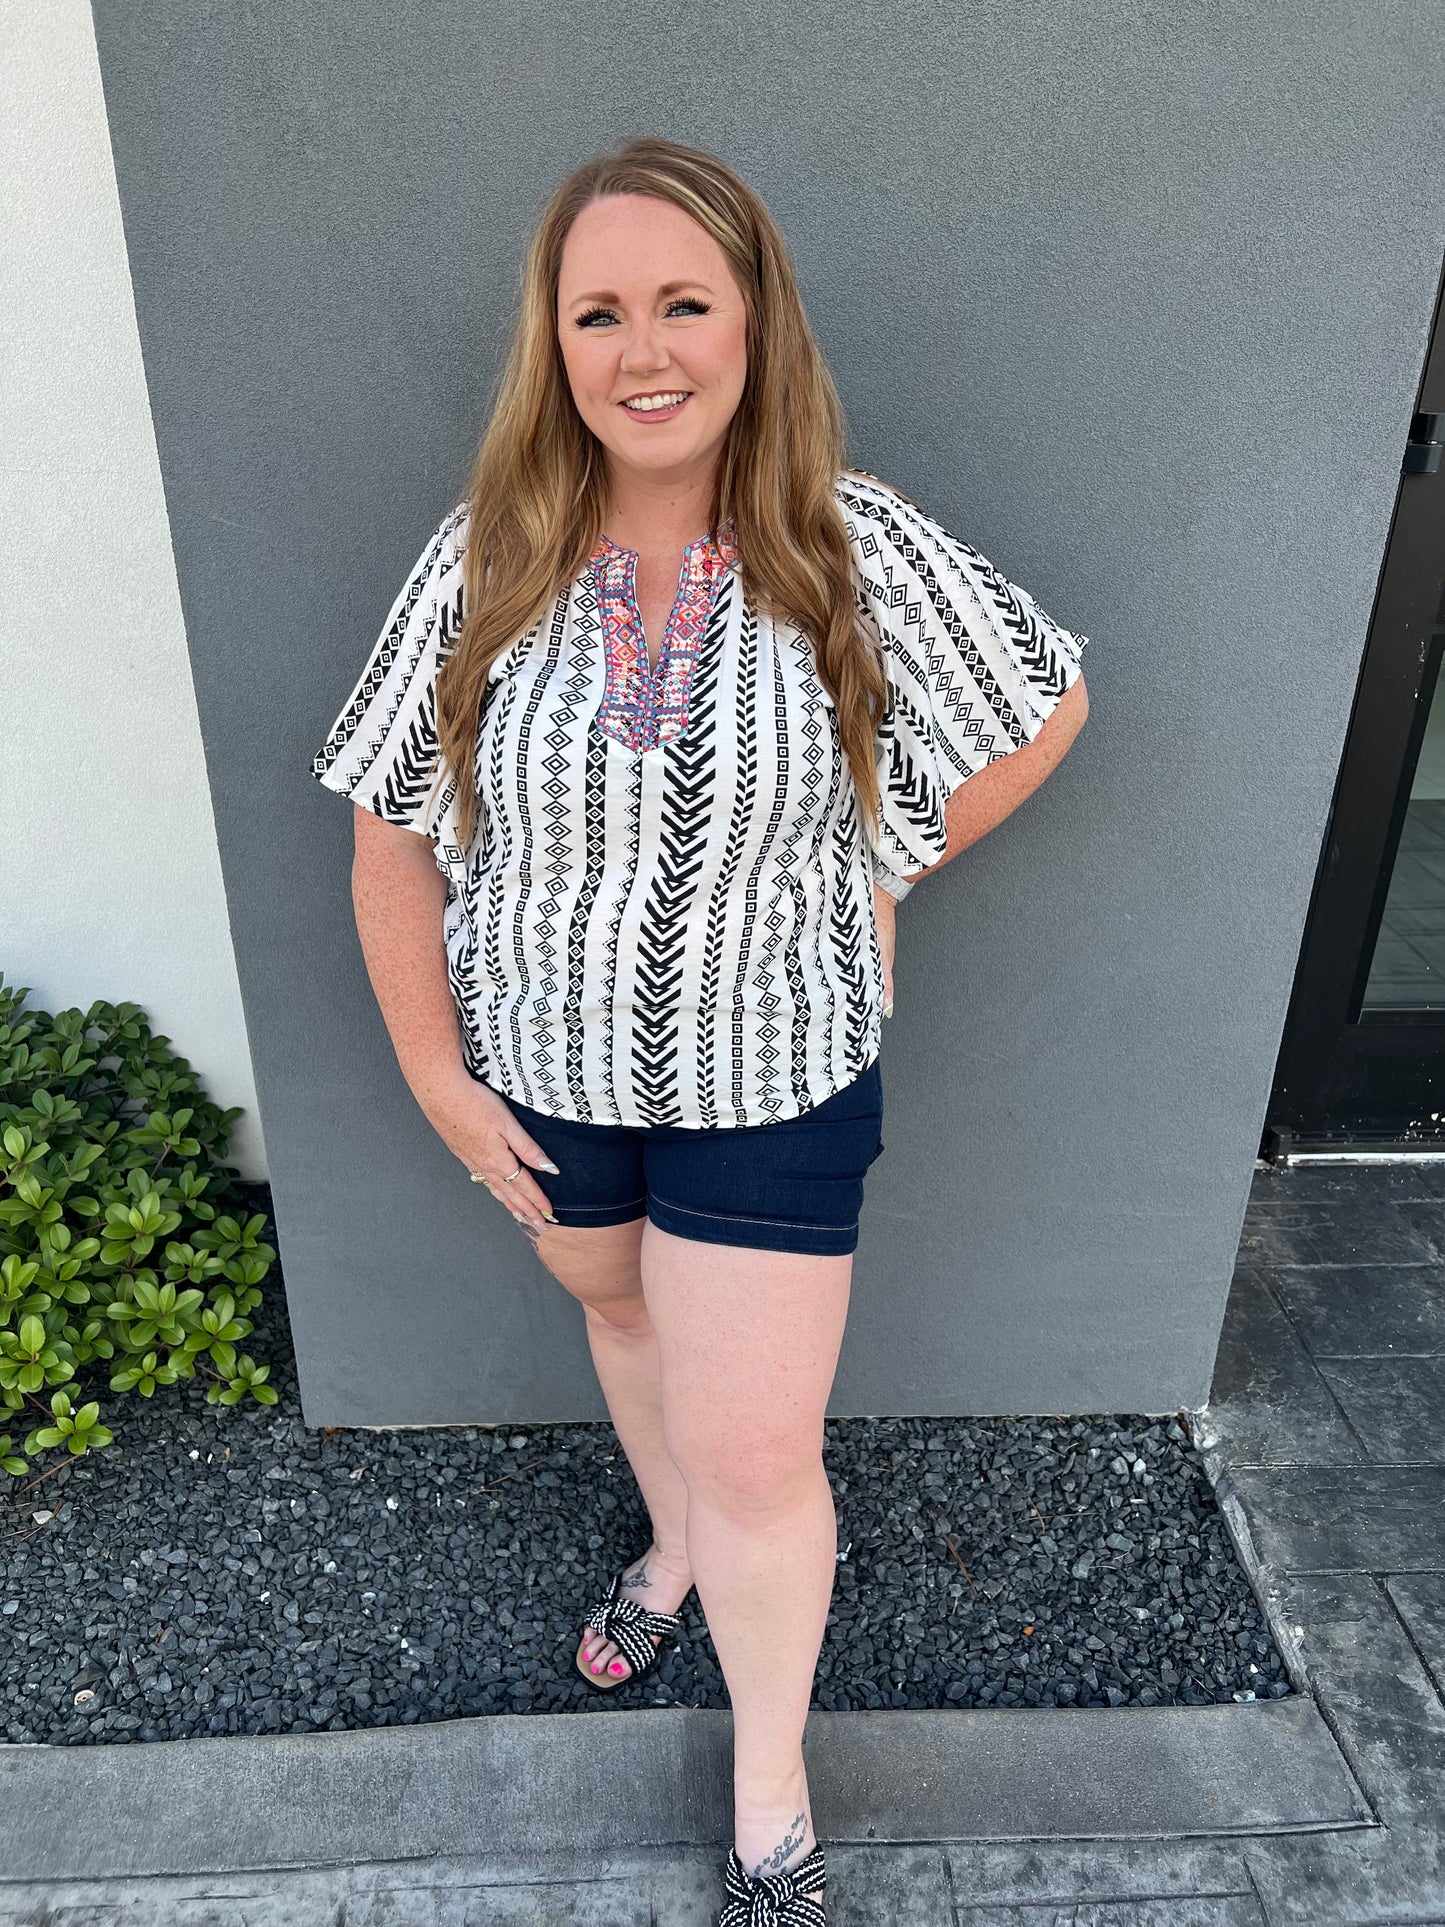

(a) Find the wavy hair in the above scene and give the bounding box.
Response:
[438,134,889,848]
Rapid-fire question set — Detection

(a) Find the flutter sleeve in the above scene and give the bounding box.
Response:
[838,472,1090,889]
[309,501,473,884]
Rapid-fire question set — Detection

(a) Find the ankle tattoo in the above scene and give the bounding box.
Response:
[750,1811,807,1879]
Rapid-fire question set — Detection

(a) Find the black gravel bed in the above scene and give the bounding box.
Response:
[1,1187,1290,1746]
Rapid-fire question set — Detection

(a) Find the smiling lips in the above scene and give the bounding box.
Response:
[619,390,691,417]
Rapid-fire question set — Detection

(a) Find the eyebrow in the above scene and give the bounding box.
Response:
[565,279,714,306]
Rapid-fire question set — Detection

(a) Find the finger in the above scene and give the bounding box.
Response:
[503,1125,561,1178]
[496,1135,561,1219]
[483,1173,553,1231]
[493,1168,556,1223]
[489,1179,551,1240]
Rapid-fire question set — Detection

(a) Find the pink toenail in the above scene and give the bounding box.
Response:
[609,1662,625,1675]
[591,1662,602,1673]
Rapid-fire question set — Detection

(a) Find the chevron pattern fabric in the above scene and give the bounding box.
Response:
[311,472,1089,1127]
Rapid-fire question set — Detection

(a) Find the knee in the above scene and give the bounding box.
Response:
[667,1423,825,1519]
[581,1292,654,1340]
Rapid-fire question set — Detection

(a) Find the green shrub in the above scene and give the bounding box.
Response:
[0,972,278,1476]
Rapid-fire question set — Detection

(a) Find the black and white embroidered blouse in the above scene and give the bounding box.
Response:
[311,471,1089,1128]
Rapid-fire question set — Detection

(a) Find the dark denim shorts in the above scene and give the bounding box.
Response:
[477,1057,885,1257]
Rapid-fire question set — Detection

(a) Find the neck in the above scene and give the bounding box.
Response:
[602,456,720,554]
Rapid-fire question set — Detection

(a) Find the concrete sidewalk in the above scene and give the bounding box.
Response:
[3,1160,1444,1924]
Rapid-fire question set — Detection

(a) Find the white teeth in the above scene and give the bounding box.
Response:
[622,392,688,412]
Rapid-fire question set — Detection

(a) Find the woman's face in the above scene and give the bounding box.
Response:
[556,193,749,494]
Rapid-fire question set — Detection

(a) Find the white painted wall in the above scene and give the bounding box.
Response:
[0,0,265,1178]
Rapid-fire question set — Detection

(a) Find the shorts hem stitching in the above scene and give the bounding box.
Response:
[551,1198,647,1214]
[648,1193,846,1234]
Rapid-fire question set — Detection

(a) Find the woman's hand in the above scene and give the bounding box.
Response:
[873,886,897,1017]
[421,1067,560,1237]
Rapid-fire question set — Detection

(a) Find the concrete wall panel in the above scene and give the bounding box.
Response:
[88,0,1445,1422]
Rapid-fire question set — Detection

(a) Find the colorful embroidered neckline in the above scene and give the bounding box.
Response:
[588,521,739,751]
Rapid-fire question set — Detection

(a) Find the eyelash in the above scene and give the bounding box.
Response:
[574,298,712,328]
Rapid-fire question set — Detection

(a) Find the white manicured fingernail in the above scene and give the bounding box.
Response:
[539,1160,561,1174]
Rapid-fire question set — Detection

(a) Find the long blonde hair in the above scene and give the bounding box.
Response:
[439,135,888,847]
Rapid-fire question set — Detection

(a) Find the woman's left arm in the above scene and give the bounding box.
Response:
[898,671,1089,886]
[872,674,1087,1010]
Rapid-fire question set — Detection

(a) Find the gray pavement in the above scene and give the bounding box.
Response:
[4,1160,1445,1924]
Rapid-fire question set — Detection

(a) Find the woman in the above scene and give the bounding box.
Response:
[312,136,1088,1924]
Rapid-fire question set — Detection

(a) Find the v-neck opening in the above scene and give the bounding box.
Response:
[587,522,739,754]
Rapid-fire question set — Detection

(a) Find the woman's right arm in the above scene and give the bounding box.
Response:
[349,806,557,1233]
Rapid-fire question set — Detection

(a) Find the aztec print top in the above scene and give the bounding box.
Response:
[310,470,1089,1128]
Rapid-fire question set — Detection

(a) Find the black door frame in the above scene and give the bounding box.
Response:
[1264,258,1445,1155]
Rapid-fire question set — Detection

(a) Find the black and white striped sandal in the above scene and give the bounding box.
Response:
[574,1571,686,1691]
[718,1843,828,1923]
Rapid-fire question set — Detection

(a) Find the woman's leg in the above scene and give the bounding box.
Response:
[642,1222,851,1890]
[533,1218,695,1678]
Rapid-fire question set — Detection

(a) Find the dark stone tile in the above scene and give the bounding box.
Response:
[358,1884,641,1925]
[1270,1263,1445,1357]
[952,1899,1266,1925]
[1223,1463,1445,1571]
[1235,1204,1441,1268]
[1268,1573,1445,1830]
[1395,1200,1445,1251]
[946,1838,1260,1907]
[816,1845,954,1927]
[1386,1574,1445,1702]
[1204,1269,1367,1465]
[1245,1822,1445,1927]
[1317,1357,1445,1463]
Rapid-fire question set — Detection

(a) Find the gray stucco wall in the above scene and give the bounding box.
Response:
[90,1,1445,1425]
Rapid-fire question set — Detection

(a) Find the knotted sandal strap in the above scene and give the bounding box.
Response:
[583,1574,685,1679]
[718,1844,827,1925]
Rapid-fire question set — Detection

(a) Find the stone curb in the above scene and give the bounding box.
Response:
[0,1696,1370,1884]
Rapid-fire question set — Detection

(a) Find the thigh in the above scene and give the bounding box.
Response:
[642,1227,851,1483]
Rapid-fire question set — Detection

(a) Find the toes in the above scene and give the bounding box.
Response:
[580,1635,623,1679]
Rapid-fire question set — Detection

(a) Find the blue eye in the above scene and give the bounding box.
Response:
[572,298,712,329]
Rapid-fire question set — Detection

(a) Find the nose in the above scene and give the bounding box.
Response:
[618,313,669,375]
